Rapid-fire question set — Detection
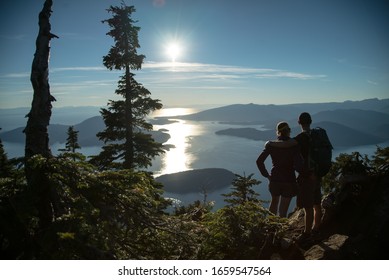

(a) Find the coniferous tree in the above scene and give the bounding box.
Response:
[58,126,82,162]
[59,126,81,153]
[223,173,263,206]
[199,173,285,259]
[371,146,389,175]
[93,3,163,170]
[0,130,13,177]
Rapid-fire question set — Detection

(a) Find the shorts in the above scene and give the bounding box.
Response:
[296,175,322,208]
[268,181,298,198]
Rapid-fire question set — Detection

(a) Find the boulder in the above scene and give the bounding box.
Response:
[304,234,349,260]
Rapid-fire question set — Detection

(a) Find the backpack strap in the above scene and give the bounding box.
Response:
[303,130,315,171]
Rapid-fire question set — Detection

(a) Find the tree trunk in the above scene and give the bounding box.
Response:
[124,64,134,169]
[24,0,58,228]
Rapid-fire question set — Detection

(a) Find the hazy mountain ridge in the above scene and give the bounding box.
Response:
[179,99,389,147]
[216,121,384,147]
[0,115,170,147]
[313,109,389,138]
[1,98,388,148]
[177,98,389,124]
[3,98,386,131]
[0,106,102,132]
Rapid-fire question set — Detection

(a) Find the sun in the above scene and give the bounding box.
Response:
[166,42,182,62]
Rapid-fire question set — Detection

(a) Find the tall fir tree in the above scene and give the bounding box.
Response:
[92,2,163,170]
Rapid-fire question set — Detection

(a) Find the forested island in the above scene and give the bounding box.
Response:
[156,168,236,194]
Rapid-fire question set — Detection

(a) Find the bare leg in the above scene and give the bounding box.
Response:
[313,204,322,230]
[269,196,280,215]
[304,207,314,234]
[279,196,292,218]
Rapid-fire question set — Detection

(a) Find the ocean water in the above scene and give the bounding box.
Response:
[2,108,388,211]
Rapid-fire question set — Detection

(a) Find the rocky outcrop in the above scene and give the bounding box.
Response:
[275,174,389,259]
[304,234,349,260]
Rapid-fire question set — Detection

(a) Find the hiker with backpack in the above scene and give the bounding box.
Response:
[267,112,333,242]
[294,113,317,241]
[256,122,304,218]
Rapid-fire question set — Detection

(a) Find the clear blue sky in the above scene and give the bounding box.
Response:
[0,0,388,109]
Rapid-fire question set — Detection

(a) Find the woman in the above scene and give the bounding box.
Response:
[256,122,303,217]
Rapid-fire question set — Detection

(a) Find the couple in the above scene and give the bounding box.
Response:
[256,112,322,239]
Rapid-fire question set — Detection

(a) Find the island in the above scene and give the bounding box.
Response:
[156,168,236,194]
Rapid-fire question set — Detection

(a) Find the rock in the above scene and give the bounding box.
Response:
[304,234,349,260]
[280,237,293,250]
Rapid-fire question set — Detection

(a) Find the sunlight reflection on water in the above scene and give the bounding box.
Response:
[154,119,203,175]
[151,107,198,118]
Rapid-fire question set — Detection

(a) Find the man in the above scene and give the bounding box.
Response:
[294,112,322,241]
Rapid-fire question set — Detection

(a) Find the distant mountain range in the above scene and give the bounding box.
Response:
[177,98,389,125]
[170,98,389,147]
[1,98,388,148]
[0,106,102,132]
[313,109,389,139]
[0,115,170,147]
[216,121,384,147]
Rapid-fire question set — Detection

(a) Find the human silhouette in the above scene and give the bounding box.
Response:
[256,122,304,217]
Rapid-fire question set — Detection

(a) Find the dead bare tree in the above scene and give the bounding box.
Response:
[24,0,58,228]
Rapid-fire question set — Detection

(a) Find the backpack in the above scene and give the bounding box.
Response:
[308,127,333,177]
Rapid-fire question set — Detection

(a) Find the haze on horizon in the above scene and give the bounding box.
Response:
[0,0,388,109]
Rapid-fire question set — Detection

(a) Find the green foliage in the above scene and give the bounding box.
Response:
[0,154,175,259]
[3,145,387,259]
[1,156,287,259]
[322,146,389,194]
[322,152,368,194]
[173,196,215,222]
[0,157,35,259]
[199,202,286,259]
[198,174,285,259]
[0,136,13,177]
[92,75,164,170]
[223,173,263,206]
[370,146,389,175]
[102,3,144,71]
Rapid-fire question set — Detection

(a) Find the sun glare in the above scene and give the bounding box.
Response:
[166,42,182,62]
[154,120,201,175]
